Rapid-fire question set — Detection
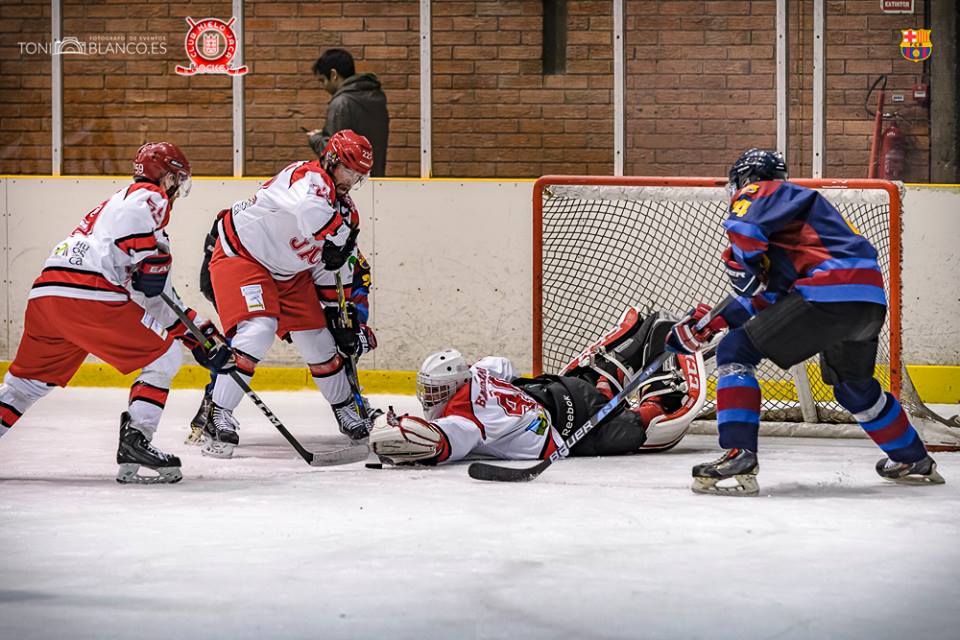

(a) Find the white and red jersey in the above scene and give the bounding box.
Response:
[29,182,171,303]
[219,160,355,280]
[431,357,564,464]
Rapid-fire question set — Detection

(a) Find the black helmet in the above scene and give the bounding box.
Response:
[728,148,788,192]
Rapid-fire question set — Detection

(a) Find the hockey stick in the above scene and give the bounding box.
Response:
[159,293,368,467]
[468,295,736,483]
[333,271,383,423]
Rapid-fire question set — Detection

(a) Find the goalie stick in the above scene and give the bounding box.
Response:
[468,295,736,483]
[159,293,368,467]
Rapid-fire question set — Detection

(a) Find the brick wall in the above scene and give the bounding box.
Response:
[60,0,233,176]
[431,1,613,177]
[0,0,51,175]
[0,0,936,180]
[244,0,420,178]
[624,1,777,177]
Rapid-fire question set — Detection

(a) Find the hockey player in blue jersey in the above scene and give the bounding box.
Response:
[666,148,944,495]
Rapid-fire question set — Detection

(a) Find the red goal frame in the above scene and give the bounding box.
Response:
[531,176,903,397]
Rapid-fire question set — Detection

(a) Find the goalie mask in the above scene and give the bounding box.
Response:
[416,349,471,420]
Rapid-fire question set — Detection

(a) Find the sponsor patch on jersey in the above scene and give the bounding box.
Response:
[240,284,265,312]
[140,311,169,340]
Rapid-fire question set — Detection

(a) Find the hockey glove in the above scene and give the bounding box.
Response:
[722,246,765,298]
[665,304,728,355]
[321,239,349,270]
[132,252,172,298]
[332,323,378,358]
[369,408,448,465]
[189,321,236,373]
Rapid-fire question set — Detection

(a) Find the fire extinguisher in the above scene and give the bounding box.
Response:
[878,120,906,181]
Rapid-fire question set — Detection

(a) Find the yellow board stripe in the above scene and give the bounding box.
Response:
[0,362,956,402]
[0,361,417,395]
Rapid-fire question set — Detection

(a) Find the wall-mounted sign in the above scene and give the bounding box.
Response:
[881,0,914,13]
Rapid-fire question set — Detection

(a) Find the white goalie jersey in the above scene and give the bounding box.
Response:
[223,160,354,279]
[430,357,564,464]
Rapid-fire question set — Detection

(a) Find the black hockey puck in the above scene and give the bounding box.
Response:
[365,462,383,470]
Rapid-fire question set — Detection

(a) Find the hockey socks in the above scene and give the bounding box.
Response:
[716,368,762,453]
[0,372,52,436]
[127,381,169,438]
[211,350,258,410]
[835,380,927,463]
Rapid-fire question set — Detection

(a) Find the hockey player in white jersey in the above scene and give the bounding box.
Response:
[201,130,377,458]
[0,142,233,483]
[370,308,707,465]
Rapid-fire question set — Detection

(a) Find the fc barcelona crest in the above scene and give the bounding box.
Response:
[899,29,932,62]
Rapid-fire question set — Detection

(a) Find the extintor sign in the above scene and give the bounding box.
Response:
[881,0,914,14]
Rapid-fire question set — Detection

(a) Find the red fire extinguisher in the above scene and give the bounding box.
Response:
[878,120,906,181]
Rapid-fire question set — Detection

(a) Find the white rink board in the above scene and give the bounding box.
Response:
[0,178,957,369]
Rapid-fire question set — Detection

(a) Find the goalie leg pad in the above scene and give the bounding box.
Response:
[369,413,450,465]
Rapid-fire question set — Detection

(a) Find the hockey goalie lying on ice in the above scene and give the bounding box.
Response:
[369,308,707,466]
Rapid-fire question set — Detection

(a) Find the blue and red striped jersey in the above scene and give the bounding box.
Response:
[723,180,886,309]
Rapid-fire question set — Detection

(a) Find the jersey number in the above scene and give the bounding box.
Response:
[491,388,538,417]
[73,200,108,236]
[732,199,752,217]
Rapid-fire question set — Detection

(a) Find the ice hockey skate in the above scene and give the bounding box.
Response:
[876,455,945,485]
[202,404,240,459]
[691,448,759,497]
[331,398,372,441]
[116,412,182,484]
[186,388,212,445]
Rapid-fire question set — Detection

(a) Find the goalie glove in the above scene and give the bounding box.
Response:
[665,304,728,355]
[369,408,450,465]
[722,246,765,298]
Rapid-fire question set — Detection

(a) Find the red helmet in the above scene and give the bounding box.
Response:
[133,142,192,197]
[322,130,374,175]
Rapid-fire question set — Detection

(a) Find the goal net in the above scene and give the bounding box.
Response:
[533,176,956,446]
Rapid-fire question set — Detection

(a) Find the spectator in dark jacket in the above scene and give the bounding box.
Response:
[307,48,389,177]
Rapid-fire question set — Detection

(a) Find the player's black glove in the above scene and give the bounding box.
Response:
[324,304,378,357]
[132,252,172,297]
[188,321,236,373]
[320,225,359,271]
[321,239,350,270]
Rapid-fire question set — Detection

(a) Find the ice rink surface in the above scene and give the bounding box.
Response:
[1,388,958,640]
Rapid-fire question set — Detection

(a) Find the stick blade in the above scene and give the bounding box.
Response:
[308,442,370,467]
[467,459,550,482]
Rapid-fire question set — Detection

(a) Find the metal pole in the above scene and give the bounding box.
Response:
[613,0,625,176]
[812,0,825,177]
[232,0,244,177]
[51,0,62,176]
[419,0,432,179]
[776,0,788,165]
